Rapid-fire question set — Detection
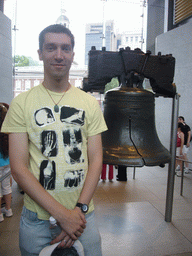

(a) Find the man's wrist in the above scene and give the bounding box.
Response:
[76,203,89,213]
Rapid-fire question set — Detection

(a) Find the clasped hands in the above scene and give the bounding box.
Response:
[50,207,86,248]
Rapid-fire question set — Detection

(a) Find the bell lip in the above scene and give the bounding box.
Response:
[103,159,171,167]
[106,87,154,95]
[103,152,171,167]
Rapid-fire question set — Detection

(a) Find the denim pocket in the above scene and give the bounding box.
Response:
[20,207,51,255]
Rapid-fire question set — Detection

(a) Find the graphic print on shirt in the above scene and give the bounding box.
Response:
[34,107,55,127]
[60,106,85,126]
[41,131,57,157]
[35,105,86,190]
[64,169,84,188]
[63,127,84,164]
[39,160,56,190]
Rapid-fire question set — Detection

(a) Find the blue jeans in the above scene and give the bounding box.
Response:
[19,206,102,256]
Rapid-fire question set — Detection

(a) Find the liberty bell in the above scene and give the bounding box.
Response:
[85,47,176,167]
[102,82,171,167]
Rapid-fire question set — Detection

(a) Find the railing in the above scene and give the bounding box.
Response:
[176,157,192,196]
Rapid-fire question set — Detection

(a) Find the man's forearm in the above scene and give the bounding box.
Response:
[12,165,65,217]
[77,134,103,206]
[77,159,102,205]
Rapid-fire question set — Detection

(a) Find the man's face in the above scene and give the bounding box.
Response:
[38,32,74,80]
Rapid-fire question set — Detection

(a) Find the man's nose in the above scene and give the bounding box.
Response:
[55,48,63,59]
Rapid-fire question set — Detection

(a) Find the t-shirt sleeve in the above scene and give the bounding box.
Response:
[1,95,27,133]
[87,97,108,137]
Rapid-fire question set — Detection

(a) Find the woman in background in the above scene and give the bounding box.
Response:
[0,103,13,222]
[175,122,185,177]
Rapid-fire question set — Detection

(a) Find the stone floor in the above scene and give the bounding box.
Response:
[1,165,192,256]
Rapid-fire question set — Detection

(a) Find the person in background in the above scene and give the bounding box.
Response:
[116,165,127,181]
[101,164,113,181]
[0,103,13,222]
[2,24,107,255]
[178,116,191,174]
[175,122,185,177]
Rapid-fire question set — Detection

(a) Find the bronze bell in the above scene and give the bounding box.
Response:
[102,86,171,167]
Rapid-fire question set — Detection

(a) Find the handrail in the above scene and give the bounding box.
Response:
[176,157,192,164]
[175,157,191,195]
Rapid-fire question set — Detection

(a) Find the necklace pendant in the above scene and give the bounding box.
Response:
[54,105,59,112]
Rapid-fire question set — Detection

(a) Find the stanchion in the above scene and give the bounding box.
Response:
[175,158,192,196]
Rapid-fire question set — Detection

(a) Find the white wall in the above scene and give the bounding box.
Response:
[155,21,192,161]
[0,11,13,104]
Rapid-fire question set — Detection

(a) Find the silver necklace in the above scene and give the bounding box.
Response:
[43,84,69,113]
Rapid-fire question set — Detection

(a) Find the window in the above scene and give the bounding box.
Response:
[34,80,40,87]
[15,80,21,91]
[25,80,31,90]
[174,0,192,24]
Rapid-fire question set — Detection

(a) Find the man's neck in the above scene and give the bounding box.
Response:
[43,77,70,93]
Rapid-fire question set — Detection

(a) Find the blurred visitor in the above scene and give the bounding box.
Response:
[0,103,13,222]
[101,164,113,181]
[178,116,191,174]
[175,123,184,177]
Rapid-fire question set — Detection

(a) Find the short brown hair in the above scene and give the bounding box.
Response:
[39,24,75,51]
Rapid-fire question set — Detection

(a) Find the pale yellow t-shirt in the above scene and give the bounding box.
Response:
[2,84,107,220]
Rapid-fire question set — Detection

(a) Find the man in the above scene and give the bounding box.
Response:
[2,24,107,255]
[178,116,191,173]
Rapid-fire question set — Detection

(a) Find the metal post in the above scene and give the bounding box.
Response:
[180,160,184,196]
[165,93,180,222]
[133,167,136,179]
[101,0,107,48]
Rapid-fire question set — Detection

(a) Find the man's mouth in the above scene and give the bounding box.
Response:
[52,64,65,67]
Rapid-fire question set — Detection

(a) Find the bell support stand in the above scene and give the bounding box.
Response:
[165,93,180,222]
[85,47,178,222]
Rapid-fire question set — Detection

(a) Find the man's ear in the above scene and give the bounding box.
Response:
[37,49,43,61]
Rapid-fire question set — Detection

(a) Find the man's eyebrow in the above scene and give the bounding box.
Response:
[44,42,72,49]
[44,43,55,47]
[62,44,72,48]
